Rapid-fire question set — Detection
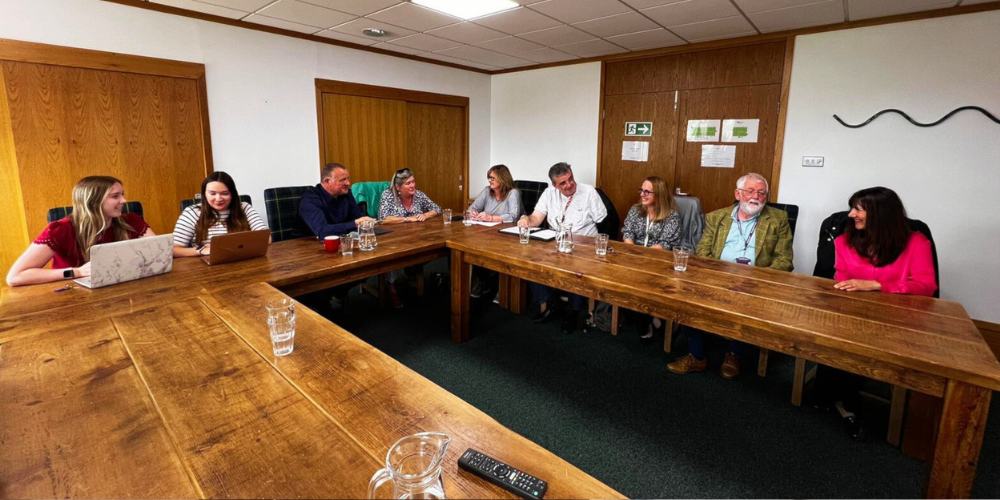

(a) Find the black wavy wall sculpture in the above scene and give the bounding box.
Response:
[833,106,1000,128]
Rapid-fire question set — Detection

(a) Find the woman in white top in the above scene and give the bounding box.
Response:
[172,171,269,257]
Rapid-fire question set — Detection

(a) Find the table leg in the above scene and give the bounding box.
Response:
[925,379,991,499]
[450,249,471,343]
[498,274,510,310]
[509,276,527,315]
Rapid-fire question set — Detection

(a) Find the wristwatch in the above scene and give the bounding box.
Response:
[63,268,74,279]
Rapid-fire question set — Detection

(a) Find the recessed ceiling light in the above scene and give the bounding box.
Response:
[411,0,519,20]
[362,28,388,37]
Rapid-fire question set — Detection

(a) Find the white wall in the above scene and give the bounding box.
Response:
[0,0,491,215]
[777,10,1000,322]
[489,63,601,191]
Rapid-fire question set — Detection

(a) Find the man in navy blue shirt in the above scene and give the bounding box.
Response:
[298,163,375,239]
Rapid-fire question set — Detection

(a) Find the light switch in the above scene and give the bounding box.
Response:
[802,156,824,167]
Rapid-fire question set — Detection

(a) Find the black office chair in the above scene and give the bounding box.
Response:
[180,194,252,211]
[731,201,799,236]
[595,188,621,241]
[47,201,144,223]
[263,186,312,242]
[796,210,940,445]
[514,180,548,226]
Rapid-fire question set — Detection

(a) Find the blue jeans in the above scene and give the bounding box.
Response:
[684,326,742,360]
[529,282,587,311]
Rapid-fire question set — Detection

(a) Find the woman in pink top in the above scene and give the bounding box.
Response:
[816,187,937,442]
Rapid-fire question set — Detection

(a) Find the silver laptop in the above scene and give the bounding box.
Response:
[74,234,174,289]
[202,229,270,265]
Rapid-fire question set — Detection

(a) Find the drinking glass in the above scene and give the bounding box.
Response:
[463,209,473,226]
[673,246,691,272]
[519,226,530,245]
[442,208,452,225]
[340,235,354,256]
[595,233,609,256]
[265,298,296,357]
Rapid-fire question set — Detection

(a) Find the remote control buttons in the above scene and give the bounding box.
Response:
[494,465,509,477]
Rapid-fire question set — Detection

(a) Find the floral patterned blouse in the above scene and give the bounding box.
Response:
[377,189,442,220]
[621,205,682,249]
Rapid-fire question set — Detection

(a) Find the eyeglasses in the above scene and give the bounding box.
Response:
[487,176,496,181]
[638,189,655,196]
[394,168,411,176]
[739,188,769,198]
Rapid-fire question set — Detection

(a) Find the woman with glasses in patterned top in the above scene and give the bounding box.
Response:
[621,176,682,342]
[378,168,442,307]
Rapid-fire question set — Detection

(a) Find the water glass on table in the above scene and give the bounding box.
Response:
[595,233,609,256]
[340,234,354,256]
[442,208,452,225]
[673,246,691,272]
[266,298,296,357]
[463,209,474,226]
[518,225,530,244]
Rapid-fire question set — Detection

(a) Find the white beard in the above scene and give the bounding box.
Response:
[739,199,764,217]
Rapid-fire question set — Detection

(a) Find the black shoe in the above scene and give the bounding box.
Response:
[531,307,555,324]
[561,311,579,335]
[843,416,867,441]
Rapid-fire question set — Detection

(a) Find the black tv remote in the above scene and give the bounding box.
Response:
[457,448,547,499]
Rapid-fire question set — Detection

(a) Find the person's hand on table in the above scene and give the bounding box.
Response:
[355,216,375,225]
[74,262,92,278]
[650,244,664,250]
[517,216,530,228]
[834,279,881,292]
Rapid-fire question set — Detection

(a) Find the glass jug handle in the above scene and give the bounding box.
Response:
[368,467,392,499]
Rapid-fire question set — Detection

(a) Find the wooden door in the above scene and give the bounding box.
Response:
[600,91,679,224]
[406,102,465,213]
[320,93,407,184]
[673,84,781,213]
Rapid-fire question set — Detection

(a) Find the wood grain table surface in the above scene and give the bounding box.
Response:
[0,221,624,499]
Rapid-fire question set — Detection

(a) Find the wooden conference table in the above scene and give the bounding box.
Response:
[2,221,998,498]
[0,222,622,499]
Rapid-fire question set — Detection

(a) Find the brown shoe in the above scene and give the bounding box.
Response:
[721,352,740,379]
[667,353,708,375]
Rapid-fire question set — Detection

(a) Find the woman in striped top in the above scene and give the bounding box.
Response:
[172,171,269,257]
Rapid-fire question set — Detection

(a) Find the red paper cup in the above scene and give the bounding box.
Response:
[324,235,340,253]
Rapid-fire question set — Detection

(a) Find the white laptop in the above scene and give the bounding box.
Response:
[74,234,174,289]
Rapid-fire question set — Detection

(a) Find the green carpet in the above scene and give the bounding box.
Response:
[301,266,1000,498]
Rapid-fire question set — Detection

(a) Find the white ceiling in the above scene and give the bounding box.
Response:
[147,0,996,72]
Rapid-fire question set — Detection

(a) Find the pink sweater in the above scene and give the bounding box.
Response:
[834,232,937,297]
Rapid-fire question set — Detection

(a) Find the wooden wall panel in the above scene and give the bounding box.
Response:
[321,93,407,184]
[599,92,679,225]
[2,61,208,242]
[406,102,465,213]
[605,56,679,95]
[0,64,30,283]
[673,84,782,213]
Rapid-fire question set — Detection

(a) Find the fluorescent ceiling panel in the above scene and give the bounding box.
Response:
[412,0,519,20]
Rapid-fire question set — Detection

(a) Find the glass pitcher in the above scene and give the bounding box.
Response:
[359,220,378,251]
[368,432,451,499]
[556,223,574,254]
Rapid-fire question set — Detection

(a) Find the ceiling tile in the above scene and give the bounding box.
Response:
[193,0,274,12]
[847,0,956,20]
[474,36,544,55]
[553,38,628,57]
[434,45,534,67]
[572,11,660,37]
[315,29,381,45]
[426,22,508,44]
[732,0,832,14]
[605,27,685,49]
[151,0,249,19]
[387,33,464,51]
[515,46,580,63]
[528,0,632,24]
[243,14,323,33]
[298,0,402,17]
[331,18,416,41]
[373,42,426,55]
[422,52,502,70]
[641,0,741,27]
[668,15,756,41]
[366,3,460,32]
[619,0,684,9]
[518,25,596,45]
[258,0,356,29]
[748,0,844,33]
[472,7,562,34]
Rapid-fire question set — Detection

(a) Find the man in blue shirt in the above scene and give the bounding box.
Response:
[299,163,375,239]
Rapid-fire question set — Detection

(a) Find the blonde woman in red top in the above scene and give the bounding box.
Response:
[6,176,156,287]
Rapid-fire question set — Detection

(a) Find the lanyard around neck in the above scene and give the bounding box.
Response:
[735,214,758,254]
[559,194,574,225]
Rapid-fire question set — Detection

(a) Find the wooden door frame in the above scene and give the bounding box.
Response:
[595,35,794,202]
[0,38,213,283]
[314,79,470,200]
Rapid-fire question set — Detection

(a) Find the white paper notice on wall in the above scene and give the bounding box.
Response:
[621,141,649,162]
[686,119,721,142]
[721,119,759,143]
[701,145,736,168]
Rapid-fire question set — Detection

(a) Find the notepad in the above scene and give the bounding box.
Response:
[498,226,557,241]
